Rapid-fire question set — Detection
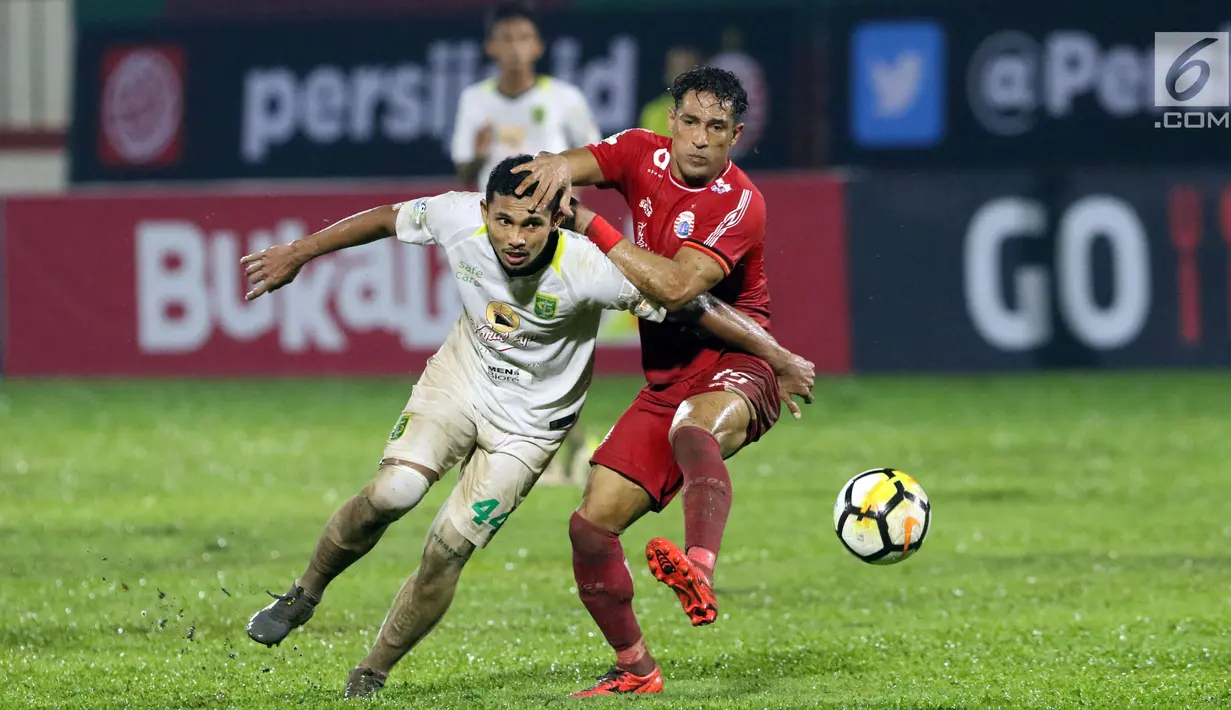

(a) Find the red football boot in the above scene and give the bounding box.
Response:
[570,666,664,697]
[645,537,718,626]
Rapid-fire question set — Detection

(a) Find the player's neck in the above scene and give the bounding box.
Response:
[496,70,538,99]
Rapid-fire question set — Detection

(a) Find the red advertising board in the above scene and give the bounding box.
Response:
[1,175,849,376]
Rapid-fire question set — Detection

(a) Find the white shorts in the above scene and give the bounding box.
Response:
[382,341,562,548]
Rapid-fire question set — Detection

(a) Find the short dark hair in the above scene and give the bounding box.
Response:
[670,65,749,124]
[486,1,536,38]
[486,154,563,215]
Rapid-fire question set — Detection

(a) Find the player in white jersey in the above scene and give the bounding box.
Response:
[239,155,803,699]
[452,2,599,194]
[453,1,603,486]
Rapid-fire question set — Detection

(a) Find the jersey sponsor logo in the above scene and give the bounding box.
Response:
[485,301,521,333]
[672,211,696,239]
[470,318,537,349]
[639,197,653,217]
[711,177,732,194]
[653,148,671,171]
[635,221,647,247]
[455,260,482,286]
[485,363,524,384]
[533,292,559,319]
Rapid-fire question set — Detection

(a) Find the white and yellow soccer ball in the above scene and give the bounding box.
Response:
[833,468,931,565]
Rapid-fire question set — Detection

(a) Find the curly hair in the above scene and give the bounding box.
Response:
[669,65,749,124]
[487,154,563,215]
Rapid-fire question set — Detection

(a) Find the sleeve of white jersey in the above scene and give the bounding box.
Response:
[562,84,601,148]
[395,192,482,247]
[450,87,482,165]
[570,236,666,322]
[394,197,436,246]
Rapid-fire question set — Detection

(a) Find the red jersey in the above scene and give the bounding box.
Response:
[586,128,771,386]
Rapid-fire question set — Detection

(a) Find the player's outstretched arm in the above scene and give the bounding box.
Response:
[510,148,605,217]
[240,204,398,301]
[683,295,816,419]
[574,205,721,311]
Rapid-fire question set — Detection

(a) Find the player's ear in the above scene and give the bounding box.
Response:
[667,105,678,132]
[730,122,745,145]
[480,199,489,224]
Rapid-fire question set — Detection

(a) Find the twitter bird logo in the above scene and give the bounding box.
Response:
[872,52,923,117]
[852,21,945,147]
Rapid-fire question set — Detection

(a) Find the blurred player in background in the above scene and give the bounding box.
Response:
[452,2,599,190]
[239,156,809,699]
[451,0,602,486]
[639,46,704,137]
[515,67,813,696]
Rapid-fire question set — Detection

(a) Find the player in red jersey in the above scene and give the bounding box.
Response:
[514,66,815,696]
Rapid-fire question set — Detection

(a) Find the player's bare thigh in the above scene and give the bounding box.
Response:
[576,465,655,534]
[670,391,753,458]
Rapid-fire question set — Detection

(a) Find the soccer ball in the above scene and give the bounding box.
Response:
[833,468,931,565]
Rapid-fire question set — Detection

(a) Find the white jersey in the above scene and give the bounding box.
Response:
[451,77,600,189]
[394,191,662,439]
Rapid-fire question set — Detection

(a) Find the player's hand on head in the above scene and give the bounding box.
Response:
[512,152,574,217]
[775,353,815,420]
[240,243,304,301]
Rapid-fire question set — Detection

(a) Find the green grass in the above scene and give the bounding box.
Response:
[1,373,1230,709]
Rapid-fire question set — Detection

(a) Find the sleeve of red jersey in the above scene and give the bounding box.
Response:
[680,188,766,275]
[584,128,658,190]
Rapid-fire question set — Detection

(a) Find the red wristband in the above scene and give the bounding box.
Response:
[584,215,624,254]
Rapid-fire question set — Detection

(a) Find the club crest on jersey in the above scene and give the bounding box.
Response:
[531,106,545,124]
[389,412,411,441]
[640,197,653,217]
[672,211,696,239]
[711,177,732,194]
[485,301,521,333]
[533,292,558,319]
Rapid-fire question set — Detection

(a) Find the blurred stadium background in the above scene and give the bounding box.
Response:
[3,1,1231,708]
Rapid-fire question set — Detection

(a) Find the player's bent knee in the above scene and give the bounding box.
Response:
[574,467,651,536]
[671,393,751,456]
[367,461,435,515]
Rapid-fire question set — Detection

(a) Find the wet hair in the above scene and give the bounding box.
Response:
[486,154,563,215]
[670,65,749,124]
[486,1,536,38]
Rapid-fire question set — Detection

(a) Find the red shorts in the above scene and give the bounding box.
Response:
[590,352,781,511]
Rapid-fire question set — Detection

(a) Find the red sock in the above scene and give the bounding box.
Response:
[569,512,655,676]
[673,426,731,578]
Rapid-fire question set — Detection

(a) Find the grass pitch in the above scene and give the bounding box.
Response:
[1,373,1229,709]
